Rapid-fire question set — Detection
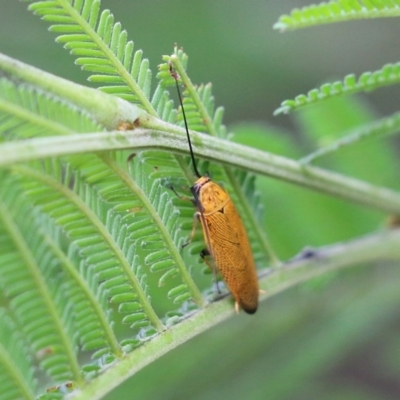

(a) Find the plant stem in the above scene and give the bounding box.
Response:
[0,53,144,130]
[1,128,400,215]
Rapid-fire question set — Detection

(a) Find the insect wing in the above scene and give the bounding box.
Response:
[199,199,259,313]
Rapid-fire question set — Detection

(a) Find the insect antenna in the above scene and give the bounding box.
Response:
[170,65,218,281]
[170,65,202,179]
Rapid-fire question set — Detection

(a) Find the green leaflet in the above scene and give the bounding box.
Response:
[0,173,82,385]
[27,0,155,113]
[275,64,400,115]
[274,0,400,32]
[0,308,36,400]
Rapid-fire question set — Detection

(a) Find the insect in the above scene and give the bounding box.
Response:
[170,64,259,314]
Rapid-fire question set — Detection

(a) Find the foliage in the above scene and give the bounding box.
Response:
[274,0,400,32]
[0,1,400,400]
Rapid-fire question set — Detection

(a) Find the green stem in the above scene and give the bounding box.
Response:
[2,128,400,215]
[0,53,144,129]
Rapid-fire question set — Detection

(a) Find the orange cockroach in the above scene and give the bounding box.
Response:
[170,65,259,314]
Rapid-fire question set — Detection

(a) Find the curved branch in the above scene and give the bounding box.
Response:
[1,128,400,215]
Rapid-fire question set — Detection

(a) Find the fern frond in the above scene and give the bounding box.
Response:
[70,150,205,307]
[0,309,36,400]
[43,232,121,356]
[128,159,206,305]
[274,0,400,32]
[299,111,400,164]
[15,153,202,331]
[12,163,164,333]
[25,0,156,114]
[1,76,163,334]
[0,174,82,384]
[275,63,400,115]
[4,4,212,308]
[0,80,154,339]
[0,74,205,323]
[0,40,210,310]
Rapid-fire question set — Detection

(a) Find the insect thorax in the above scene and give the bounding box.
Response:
[192,176,230,215]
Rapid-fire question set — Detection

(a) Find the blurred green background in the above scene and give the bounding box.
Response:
[2,1,400,399]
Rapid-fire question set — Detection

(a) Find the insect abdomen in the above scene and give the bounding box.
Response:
[196,180,259,314]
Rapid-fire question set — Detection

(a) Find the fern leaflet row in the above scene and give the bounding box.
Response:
[299,111,400,164]
[275,63,400,115]
[0,77,206,327]
[25,0,156,114]
[274,0,400,32]
[0,308,36,400]
[0,174,81,385]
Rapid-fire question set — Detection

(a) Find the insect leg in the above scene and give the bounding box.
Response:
[200,248,222,294]
[200,248,210,257]
[166,183,194,203]
[182,213,199,249]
